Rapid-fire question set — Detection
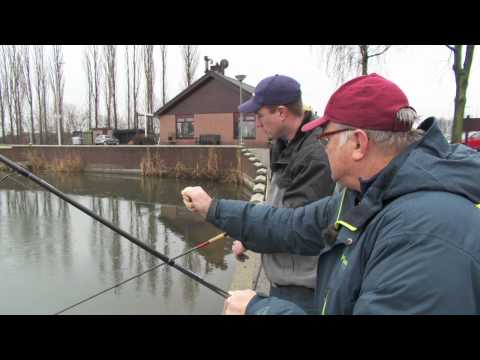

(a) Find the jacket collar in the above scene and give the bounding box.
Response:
[271,116,318,167]
[335,119,440,231]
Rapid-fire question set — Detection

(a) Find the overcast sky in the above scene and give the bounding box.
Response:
[61,45,480,122]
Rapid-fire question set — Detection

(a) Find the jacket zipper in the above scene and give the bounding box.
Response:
[321,289,330,315]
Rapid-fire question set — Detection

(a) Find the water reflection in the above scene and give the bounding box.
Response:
[0,172,249,314]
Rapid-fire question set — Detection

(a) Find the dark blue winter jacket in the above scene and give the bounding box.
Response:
[207,118,480,314]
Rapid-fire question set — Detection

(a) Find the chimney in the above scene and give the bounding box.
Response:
[204,56,212,73]
[205,58,229,75]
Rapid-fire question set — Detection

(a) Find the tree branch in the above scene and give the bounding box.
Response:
[453,45,462,74]
[367,45,391,59]
[463,45,475,74]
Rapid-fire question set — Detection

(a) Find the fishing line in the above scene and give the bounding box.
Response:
[54,232,226,314]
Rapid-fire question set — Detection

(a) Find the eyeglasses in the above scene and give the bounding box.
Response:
[316,128,355,146]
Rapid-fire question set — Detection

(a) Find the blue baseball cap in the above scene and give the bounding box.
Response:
[239,74,301,113]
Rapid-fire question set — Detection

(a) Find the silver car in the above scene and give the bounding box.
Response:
[95,134,119,145]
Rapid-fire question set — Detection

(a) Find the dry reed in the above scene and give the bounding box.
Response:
[140,149,168,177]
[25,152,83,173]
[140,147,244,184]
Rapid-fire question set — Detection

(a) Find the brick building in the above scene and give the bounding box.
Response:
[154,65,269,147]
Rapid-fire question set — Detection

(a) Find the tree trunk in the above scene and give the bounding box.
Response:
[160,45,167,105]
[23,46,35,144]
[42,79,48,138]
[111,46,118,129]
[0,81,5,143]
[8,93,14,142]
[359,45,368,75]
[133,45,140,129]
[50,45,65,144]
[103,45,117,129]
[112,77,117,129]
[450,45,475,143]
[452,76,467,143]
[34,46,44,143]
[84,47,93,130]
[91,46,100,129]
[126,45,131,129]
[105,73,111,128]
[181,45,200,88]
[143,45,155,136]
[9,45,24,141]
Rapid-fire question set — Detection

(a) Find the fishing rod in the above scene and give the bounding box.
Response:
[0,153,231,300]
[54,232,226,315]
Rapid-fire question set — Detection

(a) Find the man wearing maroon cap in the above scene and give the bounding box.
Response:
[182,73,480,315]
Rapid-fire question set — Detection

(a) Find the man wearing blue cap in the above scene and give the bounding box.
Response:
[231,74,335,314]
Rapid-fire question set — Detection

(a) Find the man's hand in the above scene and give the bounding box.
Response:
[181,186,213,218]
[232,240,247,257]
[224,289,257,315]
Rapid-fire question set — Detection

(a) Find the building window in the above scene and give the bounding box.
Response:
[234,113,256,139]
[176,115,194,138]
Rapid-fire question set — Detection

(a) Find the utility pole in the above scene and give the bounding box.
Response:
[235,74,246,146]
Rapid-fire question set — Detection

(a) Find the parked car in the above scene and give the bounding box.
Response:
[464,137,480,150]
[95,134,119,145]
[468,131,480,140]
[72,135,83,145]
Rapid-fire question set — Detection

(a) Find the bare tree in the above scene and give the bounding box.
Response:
[322,45,391,84]
[0,51,5,143]
[110,46,118,129]
[83,47,93,130]
[446,45,475,143]
[125,45,131,129]
[49,45,65,144]
[181,45,199,88]
[160,45,168,105]
[132,45,140,128]
[1,46,15,141]
[5,45,26,141]
[87,45,101,128]
[142,45,155,135]
[34,45,48,143]
[102,59,111,128]
[103,45,118,129]
[22,45,35,144]
[0,84,4,143]
[64,103,88,133]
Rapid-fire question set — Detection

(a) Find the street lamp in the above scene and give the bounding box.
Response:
[235,74,246,146]
[136,112,154,137]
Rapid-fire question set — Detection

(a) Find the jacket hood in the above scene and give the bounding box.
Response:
[342,117,480,229]
[386,117,480,203]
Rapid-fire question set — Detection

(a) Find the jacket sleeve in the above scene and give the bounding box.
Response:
[206,193,339,255]
[245,295,307,315]
[283,145,335,208]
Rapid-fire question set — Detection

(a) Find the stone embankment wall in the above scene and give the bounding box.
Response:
[228,148,270,299]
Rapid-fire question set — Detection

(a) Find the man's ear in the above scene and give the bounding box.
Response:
[277,106,288,120]
[351,130,369,161]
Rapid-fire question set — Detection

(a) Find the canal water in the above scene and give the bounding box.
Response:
[0,171,250,315]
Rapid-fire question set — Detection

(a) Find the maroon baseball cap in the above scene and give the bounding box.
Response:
[302,73,412,132]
